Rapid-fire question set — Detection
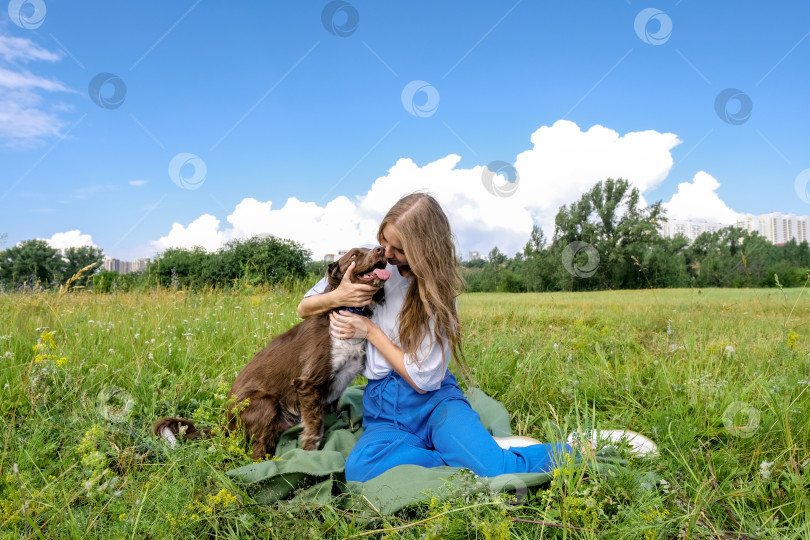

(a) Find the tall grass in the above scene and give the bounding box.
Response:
[0,284,808,538]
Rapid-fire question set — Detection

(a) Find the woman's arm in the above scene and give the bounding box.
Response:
[297,261,379,318]
[329,311,449,394]
[364,321,426,394]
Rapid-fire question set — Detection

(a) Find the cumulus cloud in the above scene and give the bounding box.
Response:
[663,171,743,224]
[146,120,686,260]
[42,230,97,250]
[152,214,227,253]
[0,34,71,147]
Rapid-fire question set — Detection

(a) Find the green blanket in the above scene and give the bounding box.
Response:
[226,385,632,515]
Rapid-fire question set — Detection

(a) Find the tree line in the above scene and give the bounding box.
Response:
[463,178,809,292]
[2,178,808,293]
[0,236,312,292]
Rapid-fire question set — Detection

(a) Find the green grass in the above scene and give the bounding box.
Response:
[1,284,808,538]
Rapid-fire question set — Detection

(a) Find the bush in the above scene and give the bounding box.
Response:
[146,235,311,291]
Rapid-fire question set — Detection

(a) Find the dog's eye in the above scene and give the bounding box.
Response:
[351,254,356,257]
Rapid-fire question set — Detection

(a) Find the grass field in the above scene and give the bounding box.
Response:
[1,284,808,538]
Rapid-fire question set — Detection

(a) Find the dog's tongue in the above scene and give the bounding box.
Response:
[372,268,391,281]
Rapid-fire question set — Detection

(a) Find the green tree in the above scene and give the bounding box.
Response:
[551,178,664,290]
[739,232,777,286]
[496,269,524,292]
[686,227,760,287]
[487,246,507,265]
[147,235,311,290]
[0,239,64,288]
[638,235,690,288]
[60,246,104,286]
[523,225,547,256]
[148,247,213,289]
[219,235,310,286]
[462,258,486,269]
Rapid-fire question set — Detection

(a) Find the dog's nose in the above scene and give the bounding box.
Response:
[373,246,384,256]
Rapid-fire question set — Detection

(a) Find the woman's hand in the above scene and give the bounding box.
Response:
[334,261,379,307]
[329,310,374,340]
[297,261,380,318]
[331,309,426,394]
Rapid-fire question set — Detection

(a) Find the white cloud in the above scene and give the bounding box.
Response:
[0,35,71,147]
[129,180,148,187]
[0,35,61,63]
[151,214,227,253]
[0,66,68,91]
[145,120,685,260]
[663,171,742,224]
[42,230,97,250]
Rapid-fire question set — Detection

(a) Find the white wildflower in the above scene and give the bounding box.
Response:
[760,460,774,480]
[724,345,735,357]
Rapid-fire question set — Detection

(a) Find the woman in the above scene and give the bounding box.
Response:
[297,192,572,482]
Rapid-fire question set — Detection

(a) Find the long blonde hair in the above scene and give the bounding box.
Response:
[378,193,470,381]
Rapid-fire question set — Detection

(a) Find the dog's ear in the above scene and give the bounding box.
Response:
[326,261,342,291]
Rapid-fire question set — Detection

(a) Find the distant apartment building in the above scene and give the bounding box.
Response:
[658,219,726,242]
[469,251,481,261]
[102,258,150,274]
[737,213,809,245]
[103,258,130,273]
[660,213,810,245]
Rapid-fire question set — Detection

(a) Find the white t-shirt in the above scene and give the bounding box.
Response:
[304,262,450,391]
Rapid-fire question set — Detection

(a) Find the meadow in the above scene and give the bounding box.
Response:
[0,283,808,538]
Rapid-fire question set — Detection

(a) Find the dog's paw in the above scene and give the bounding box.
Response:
[299,436,322,451]
[159,426,178,449]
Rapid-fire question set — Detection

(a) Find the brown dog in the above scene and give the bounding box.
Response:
[154,246,389,458]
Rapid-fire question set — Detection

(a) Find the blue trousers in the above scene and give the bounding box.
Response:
[344,370,572,482]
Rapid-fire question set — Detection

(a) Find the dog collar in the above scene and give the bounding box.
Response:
[342,306,368,317]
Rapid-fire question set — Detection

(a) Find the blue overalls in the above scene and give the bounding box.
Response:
[344,370,572,482]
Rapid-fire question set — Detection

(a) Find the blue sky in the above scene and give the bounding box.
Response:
[1,1,809,260]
